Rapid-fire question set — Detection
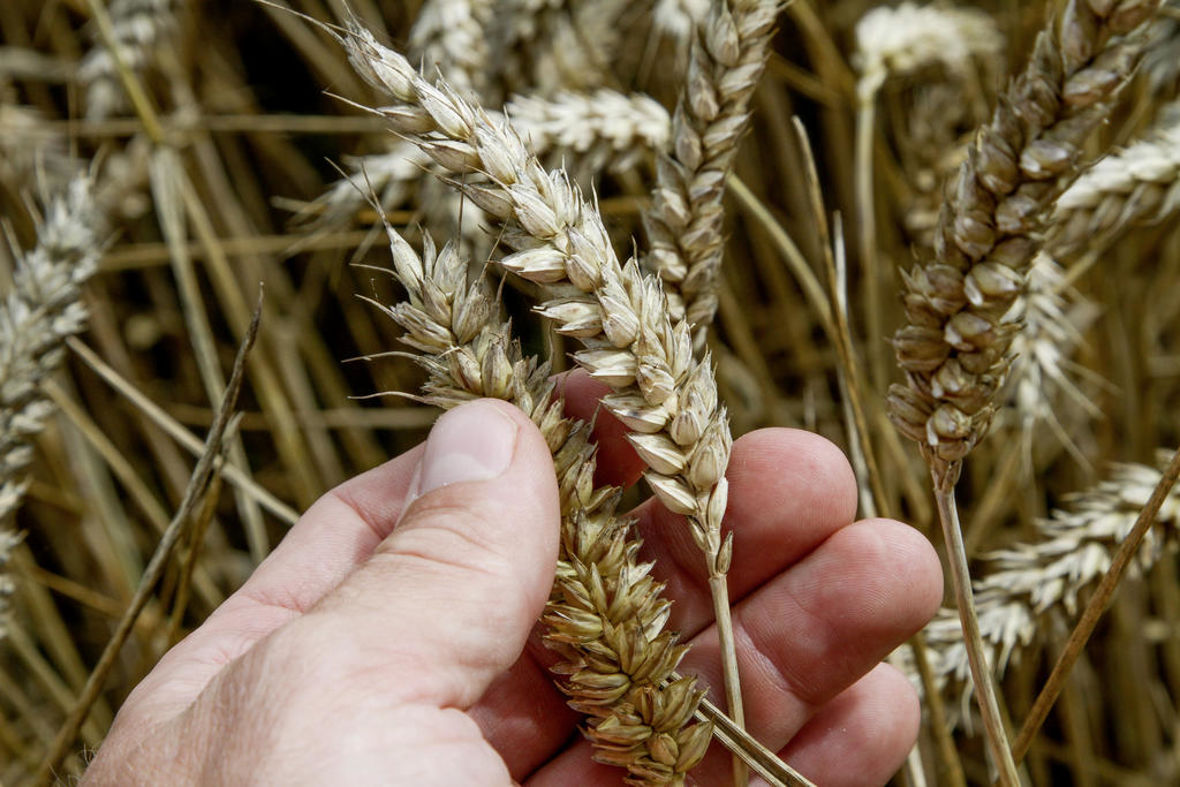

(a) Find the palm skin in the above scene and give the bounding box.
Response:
[83,379,942,786]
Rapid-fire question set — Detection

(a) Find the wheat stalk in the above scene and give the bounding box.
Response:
[641,0,778,340]
[373,226,712,785]
[336,18,750,759]
[0,177,102,637]
[887,2,1164,780]
[78,0,182,121]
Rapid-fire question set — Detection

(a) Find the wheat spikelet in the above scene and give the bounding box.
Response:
[651,0,709,45]
[0,177,102,638]
[1050,102,1180,255]
[0,105,77,194]
[1142,1,1180,94]
[375,226,712,785]
[641,0,778,337]
[78,0,182,121]
[506,89,672,172]
[910,454,1180,723]
[888,0,1162,483]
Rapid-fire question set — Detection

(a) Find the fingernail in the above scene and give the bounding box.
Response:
[412,402,519,498]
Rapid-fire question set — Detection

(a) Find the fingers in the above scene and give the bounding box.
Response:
[780,663,920,786]
[465,427,860,777]
[680,518,942,784]
[270,399,561,709]
[104,444,426,731]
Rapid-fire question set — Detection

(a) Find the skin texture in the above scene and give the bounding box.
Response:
[82,386,943,786]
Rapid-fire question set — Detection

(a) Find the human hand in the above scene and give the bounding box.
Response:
[82,381,943,786]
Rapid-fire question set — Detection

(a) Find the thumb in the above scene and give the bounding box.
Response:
[294,398,560,708]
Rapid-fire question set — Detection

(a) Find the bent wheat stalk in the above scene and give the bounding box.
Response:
[887,1,1164,782]
[338,19,746,750]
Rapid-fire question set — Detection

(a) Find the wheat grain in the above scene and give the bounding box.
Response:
[641,0,778,338]
[78,0,182,121]
[375,226,711,785]
[0,177,102,638]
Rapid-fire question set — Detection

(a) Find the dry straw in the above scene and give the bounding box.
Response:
[374,226,712,785]
[887,1,1164,782]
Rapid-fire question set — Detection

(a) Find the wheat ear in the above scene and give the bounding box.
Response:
[78,0,182,121]
[339,20,746,742]
[488,0,631,96]
[887,2,1163,782]
[853,1,1002,386]
[409,0,495,97]
[1050,101,1180,256]
[0,177,103,636]
[917,453,1180,725]
[304,88,671,233]
[374,227,712,786]
[641,0,778,340]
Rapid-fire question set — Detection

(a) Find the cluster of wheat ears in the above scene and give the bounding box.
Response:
[4,0,1180,784]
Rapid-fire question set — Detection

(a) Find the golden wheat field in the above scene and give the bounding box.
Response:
[3,0,1180,784]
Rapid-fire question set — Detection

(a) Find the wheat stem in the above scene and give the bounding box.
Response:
[933,479,1020,786]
